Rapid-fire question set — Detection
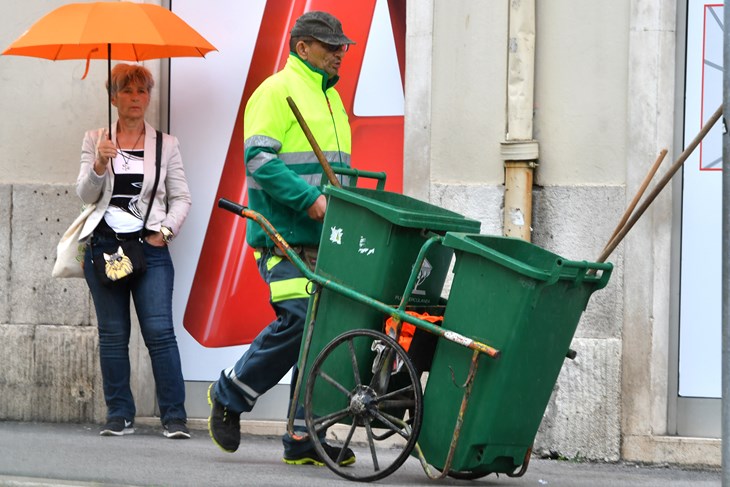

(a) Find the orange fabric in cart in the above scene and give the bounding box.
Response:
[384,311,443,352]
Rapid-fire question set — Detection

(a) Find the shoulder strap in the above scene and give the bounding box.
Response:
[142,130,163,229]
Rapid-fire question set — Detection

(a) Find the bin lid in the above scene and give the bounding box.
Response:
[442,233,612,288]
[324,186,481,232]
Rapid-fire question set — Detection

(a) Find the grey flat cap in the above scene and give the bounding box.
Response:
[291,11,355,45]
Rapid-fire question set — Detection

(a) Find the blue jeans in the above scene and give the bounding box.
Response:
[215,248,316,455]
[84,233,187,424]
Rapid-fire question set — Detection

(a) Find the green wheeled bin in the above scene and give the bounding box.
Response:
[418,233,612,476]
[299,186,481,416]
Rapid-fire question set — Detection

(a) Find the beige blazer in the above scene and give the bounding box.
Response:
[76,120,192,241]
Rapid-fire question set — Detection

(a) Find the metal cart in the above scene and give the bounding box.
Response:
[218,177,612,483]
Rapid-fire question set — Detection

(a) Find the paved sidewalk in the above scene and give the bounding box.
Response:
[0,420,721,487]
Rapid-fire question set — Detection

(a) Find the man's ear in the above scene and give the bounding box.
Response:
[295,40,309,59]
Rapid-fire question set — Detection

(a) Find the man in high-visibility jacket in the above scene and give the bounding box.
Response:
[207,11,356,467]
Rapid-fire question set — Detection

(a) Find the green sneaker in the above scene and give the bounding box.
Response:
[283,443,356,466]
[207,382,241,452]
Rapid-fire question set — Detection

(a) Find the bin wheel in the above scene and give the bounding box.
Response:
[447,470,491,480]
[304,329,423,482]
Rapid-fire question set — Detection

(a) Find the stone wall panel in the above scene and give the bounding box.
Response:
[0,325,35,420]
[0,185,10,324]
[535,337,622,461]
[532,185,624,340]
[431,182,623,461]
[30,325,103,422]
[10,184,92,326]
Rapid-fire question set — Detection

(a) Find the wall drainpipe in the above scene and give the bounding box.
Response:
[501,0,538,242]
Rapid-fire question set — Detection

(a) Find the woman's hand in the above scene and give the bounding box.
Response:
[94,129,115,175]
[145,232,167,247]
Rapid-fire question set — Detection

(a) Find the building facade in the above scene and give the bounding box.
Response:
[0,0,720,467]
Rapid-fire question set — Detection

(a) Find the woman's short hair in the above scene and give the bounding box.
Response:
[107,63,155,98]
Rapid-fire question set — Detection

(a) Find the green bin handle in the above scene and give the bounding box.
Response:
[559,259,613,290]
[332,166,387,190]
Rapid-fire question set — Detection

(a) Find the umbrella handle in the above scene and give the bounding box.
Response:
[107,44,112,138]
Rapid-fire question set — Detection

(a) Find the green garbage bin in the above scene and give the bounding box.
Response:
[300,186,481,415]
[418,233,612,475]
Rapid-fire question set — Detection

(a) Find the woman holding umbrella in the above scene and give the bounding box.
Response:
[76,63,192,439]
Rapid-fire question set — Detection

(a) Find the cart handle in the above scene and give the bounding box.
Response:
[218,198,246,215]
[218,198,301,265]
[218,198,501,359]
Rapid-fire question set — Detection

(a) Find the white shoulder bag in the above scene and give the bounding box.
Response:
[52,204,95,278]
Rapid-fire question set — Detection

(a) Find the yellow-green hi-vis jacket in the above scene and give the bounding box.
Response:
[243,53,352,248]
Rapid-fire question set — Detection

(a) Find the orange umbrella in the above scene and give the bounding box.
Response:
[3,1,217,133]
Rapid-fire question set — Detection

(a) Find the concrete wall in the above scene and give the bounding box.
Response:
[1,1,161,185]
[417,1,629,461]
[0,1,161,424]
[0,183,157,423]
[1,0,722,468]
[404,0,720,467]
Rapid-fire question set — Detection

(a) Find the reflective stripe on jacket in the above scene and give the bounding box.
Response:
[243,53,352,248]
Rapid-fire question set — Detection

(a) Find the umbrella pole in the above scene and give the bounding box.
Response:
[107,43,112,138]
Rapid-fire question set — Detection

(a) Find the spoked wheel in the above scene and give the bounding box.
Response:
[304,329,423,482]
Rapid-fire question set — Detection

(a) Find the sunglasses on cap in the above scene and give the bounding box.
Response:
[321,42,349,52]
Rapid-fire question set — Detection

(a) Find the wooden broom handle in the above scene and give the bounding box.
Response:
[287,96,341,188]
[602,149,668,252]
[596,104,723,263]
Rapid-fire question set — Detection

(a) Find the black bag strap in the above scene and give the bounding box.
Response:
[90,130,163,260]
[141,130,163,232]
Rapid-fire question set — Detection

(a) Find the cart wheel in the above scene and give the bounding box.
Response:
[304,329,423,482]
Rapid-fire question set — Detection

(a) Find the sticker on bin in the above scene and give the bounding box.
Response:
[358,236,375,255]
[329,226,343,245]
[412,259,433,296]
[444,331,473,348]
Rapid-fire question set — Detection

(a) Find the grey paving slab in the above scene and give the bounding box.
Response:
[0,421,720,487]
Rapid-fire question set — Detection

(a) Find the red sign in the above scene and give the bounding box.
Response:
[184,0,406,347]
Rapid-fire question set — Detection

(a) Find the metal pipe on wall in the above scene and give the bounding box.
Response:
[501,0,538,241]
